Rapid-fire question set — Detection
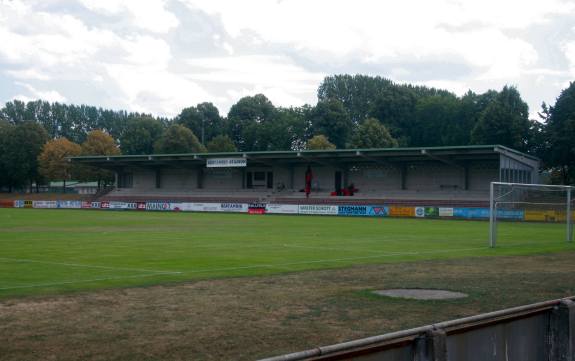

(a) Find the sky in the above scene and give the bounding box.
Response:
[0,0,574,119]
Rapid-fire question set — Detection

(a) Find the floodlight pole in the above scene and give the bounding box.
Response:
[489,182,496,248]
[567,187,573,242]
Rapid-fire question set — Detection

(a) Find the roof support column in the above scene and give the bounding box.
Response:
[401,164,407,190]
[289,165,295,190]
[197,168,204,189]
[464,164,469,191]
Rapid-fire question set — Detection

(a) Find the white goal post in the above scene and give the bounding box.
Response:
[489,182,574,248]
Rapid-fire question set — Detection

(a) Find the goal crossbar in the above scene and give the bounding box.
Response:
[489,182,574,248]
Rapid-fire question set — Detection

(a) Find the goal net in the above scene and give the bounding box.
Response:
[489,182,574,247]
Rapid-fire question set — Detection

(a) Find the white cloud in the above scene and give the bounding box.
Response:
[14,82,67,102]
[78,0,179,34]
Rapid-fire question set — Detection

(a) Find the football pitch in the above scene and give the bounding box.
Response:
[1,208,573,299]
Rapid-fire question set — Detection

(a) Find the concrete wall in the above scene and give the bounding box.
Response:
[120,160,501,195]
[260,298,575,361]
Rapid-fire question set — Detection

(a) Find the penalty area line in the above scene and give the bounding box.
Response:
[0,256,181,275]
[0,271,183,291]
[184,246,488,275]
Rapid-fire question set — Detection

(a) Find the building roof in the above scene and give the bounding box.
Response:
[70,145,539,169]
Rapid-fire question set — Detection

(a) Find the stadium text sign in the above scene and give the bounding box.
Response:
[206,158,247,168]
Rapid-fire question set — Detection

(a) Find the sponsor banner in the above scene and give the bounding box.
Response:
[367,206,389,217]
[145,202,171,211]
[100,201,110,209]
[206,158,247,168]
[298,204,338,215]
[90,201,101,209]
[438,207,454,217]
[524,210,572,222]
[415,207,425,218]
[14,200,25,208]
[497,209,524,220]
[108,201,138,210]
[389,206,415,217]
[248,202,266,215]
[136,202,146,211]
[425,207,439,217]
[33,200,58,209]
[81,201,92,209]
[57,200,82,209]
[453,208,489,219]
[220,203,248,213]
[24,200,33,208]
[338,205,369,216]
[0,200,14,208]
[265,204,299,214]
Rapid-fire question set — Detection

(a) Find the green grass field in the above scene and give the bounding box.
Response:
[0,208,573,299]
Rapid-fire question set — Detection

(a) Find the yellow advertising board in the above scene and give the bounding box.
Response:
[389,206,415,217]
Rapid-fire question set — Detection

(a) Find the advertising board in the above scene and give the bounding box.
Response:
[206,158,247,168]
[389,206,415,217]
[368,206,389,216]
[145,202,171,211]
[438,207,454,217]
[265,204,299,214]
[57,200,82,209]
[298,204,338,215]
[33,200,58,208]
[338,205,369,216]
[415,207,425,217]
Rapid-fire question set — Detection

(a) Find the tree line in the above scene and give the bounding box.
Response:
[0,74,574,190]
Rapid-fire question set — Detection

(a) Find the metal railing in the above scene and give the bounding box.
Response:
[260,296,575,361]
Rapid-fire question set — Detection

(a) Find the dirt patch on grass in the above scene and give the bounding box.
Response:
[1,252,575,361]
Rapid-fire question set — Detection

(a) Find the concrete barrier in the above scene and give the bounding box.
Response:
[259,297,575,361]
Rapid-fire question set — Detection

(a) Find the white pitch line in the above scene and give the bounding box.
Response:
[185,246,488,274]
[0,257,181,275]
[0,271,182,291]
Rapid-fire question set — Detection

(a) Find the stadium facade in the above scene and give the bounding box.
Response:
[72,145,539,205]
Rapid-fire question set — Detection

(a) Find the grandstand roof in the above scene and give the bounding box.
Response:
[71,145,539,169]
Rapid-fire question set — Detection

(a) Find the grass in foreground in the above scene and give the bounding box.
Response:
[1,252,574,361]
[0,208,573,299]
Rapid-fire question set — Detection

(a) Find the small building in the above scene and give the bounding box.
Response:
[71,145,539,204]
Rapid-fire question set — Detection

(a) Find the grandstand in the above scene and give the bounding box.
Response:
[72,145,539,208]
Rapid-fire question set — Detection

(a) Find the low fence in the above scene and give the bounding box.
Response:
[259,297,575,361]
[2,199,575,222]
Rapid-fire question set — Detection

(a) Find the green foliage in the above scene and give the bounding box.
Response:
[176,102,224,144]
[154,124,206,154]
[306,134,336,150]
[206,135,237,153]
[412,95,459,146]
[0,121,48,190]
[350,118,398,148]
[227,94,277,151]
[545,82,575,183]
[38,138,82,187]
[120,116,165,155]
[79,130,121,186]
[309,99,353,148]
[471,86,530,151]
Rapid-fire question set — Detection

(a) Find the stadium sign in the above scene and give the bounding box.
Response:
[206,158,247,168]
[298,205,338,215]
[338,205,368,216]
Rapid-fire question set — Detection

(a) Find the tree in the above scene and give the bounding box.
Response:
[176,102,224,144]
[368,86,418,146]
[545,82,575,184]
[206,135,237,153]
[318,75,394,124]
[471,86,531,151]
[306,135,336,150]
[80,130,120,188]
[227,94,277,151]
[411,95,460,146]
[0,121,48,191]
[153,124,206,154]
[38,138,82,191]
[120,116,164,155]
[309,99,353,149]
[350,118,398,148]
